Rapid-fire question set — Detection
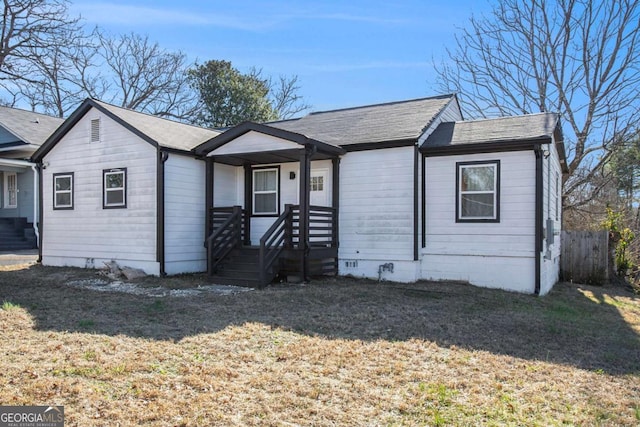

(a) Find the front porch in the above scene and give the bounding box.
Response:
[205,204,338,287]
[195,122,345,288]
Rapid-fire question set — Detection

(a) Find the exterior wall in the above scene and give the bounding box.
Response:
[41,108,159,274]
[0,127,19,144]
[338,146,418,282]
[539,140,563,295]
[422,151,537,293]
[164,154,206,274]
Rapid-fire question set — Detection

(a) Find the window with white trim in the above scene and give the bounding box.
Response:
[3,172,17,208]
[53,173,74,210]
[103,168,126,208]
[253,168,278,215]
[456,161,500,222]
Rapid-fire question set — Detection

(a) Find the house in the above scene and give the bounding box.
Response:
[32,99,220,275]
[33,94,567,295]
[0,106,63,250]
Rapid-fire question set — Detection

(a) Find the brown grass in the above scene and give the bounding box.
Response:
[1,264,639,426]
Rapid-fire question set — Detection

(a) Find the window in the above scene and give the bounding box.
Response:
[253,168,278,215]
[456,161,500,222]
[310,175,324,192]
[90,118,100,143]
[3,172,17,208]
[53,173,74,210]
[103,168,126,208]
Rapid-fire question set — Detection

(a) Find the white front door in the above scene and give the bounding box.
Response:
[3,172,17,208]
[310,169,329,207]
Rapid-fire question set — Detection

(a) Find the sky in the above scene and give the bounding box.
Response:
[70,0,491,114]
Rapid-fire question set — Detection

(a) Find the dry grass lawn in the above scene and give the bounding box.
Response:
[1,263,639,426]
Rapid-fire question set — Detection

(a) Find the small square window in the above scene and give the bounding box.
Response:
[103,168,126,209]
[310,176,324,192]
[53,173,74,210]
[456,161,500,222]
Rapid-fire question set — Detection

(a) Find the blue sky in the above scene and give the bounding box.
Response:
[71,0,491,113]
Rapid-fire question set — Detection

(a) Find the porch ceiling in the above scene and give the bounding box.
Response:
[211,148,336,166]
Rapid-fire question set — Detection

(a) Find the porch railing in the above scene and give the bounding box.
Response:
[259,204,294,285]
[207,204,337,285]
[205,206,243,275]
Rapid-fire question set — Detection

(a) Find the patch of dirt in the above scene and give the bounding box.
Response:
[64,278,253,297]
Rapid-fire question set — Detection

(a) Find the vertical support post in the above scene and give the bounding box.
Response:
[284,204,293,248]
[205,158,214,240]
[233,205,242,247]
[244,164,252,245]
[421,154,426,248]
[299,147,311,281]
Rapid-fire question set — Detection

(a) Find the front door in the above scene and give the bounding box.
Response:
[310,169,329,207]
[4,172,17,209]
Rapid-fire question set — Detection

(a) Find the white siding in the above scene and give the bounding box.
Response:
[422,151,537,293]
[213,163,241,207]
[210,131,300,156]
[41,108,159,275]
[164,154,206,274]
[338,146,418,282]
[540,139,563,295]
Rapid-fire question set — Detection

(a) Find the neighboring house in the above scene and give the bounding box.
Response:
[32,99,220,275]
[34,94,567,295]
[0,106,63,250]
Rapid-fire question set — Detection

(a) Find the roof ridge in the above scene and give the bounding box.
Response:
[307,94,455,116]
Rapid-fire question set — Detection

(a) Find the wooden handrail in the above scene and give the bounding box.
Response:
[206,206,243,275]
[259,204,293,286]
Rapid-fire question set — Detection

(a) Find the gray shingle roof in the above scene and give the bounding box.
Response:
[0,106,64,147]
[269,95,455,146]
[93,100,221,151]
[424,113,560,148]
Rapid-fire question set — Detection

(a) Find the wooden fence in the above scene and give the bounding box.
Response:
[560,230,609,284]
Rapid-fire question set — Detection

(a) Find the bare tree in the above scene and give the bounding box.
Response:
[436,0,640,216]
[90,30,198,121]
[0,0,79,82]
[268,75,310,119]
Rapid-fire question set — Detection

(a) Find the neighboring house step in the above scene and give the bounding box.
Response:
[0,218,37,250]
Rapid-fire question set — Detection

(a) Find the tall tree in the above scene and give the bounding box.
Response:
[0,0,79,82]
[188,60,278,128]
[188,60,309,128]
[88,31,197,120]
[436,0,640,217]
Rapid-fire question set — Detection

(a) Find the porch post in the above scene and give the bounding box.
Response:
[205,157,214,239]
[243,164,252,245]
[298,146,312,281]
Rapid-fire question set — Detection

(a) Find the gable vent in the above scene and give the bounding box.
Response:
[90,118,100,142]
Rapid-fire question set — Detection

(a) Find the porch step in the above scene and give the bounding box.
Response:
[0,218,37,251]
[208,247,277,288]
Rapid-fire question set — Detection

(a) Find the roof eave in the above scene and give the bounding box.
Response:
[422,137,552,156]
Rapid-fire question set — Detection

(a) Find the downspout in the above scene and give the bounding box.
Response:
[36,162,44,262]
[30,164,40,246]
[413,144,419,261]
[534,146,544,295]
[157,150,169,276]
